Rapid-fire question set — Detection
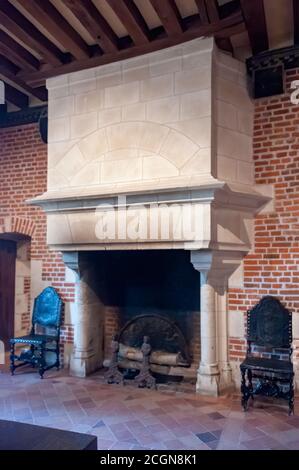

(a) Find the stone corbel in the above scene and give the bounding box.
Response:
[62,251,88,280]
[191,250,244,293]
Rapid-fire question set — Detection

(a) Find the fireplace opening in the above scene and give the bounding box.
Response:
[91,250,201,380]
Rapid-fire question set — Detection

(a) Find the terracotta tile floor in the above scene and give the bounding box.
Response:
[0,366,299,450]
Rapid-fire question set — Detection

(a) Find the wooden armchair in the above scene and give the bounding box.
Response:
[240,296,294,415]
[10,287,63,379]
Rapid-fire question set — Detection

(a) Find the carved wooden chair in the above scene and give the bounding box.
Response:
[10,287,63,379]
[240,296,294,415]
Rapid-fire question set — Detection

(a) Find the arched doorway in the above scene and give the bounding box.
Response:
[0,233,31,350]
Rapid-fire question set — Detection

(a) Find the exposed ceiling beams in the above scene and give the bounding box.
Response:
[4,81,28,108]
[14,0,90,60]
[149,0,183,35]
[0,0,294,111]
[0,30,40,71]
[294,0,299,45]
[205,0,220,23]
[240,0,269,54]
[195,0,209,24]
[106,0,151,45]
[61,0,119,53]
[0,61,47,101]
[0,2,64,65]
[19,10,244,87]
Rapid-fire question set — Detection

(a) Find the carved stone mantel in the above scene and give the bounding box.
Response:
[34,182,268,388]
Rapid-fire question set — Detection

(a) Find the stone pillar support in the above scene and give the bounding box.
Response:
[63,252,104,377]
[191,250,243,396]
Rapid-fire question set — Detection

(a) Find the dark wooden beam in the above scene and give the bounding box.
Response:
[4,82,29,109]
[240,0,269,54]
[20,10,244,86]
[0,1,64,65]
[15,0,90,60]
[0,64,47,102]
[195,0,209,24]
[62,0,118,53]
[214,21,246,38]
[294,0,299,45]
[106,0,151,44]
[0,30,40,72]
[0,55,19,75]
[205,0,220,22]
[149,0,183,35]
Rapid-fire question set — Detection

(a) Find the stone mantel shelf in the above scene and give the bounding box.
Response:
[28,177,270,255]
[28,176,224,204]
[28,179,270,214]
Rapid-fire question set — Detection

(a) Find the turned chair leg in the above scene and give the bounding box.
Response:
[241,368,249,411]
[248,369,254,405]
[39,343,46,379]
[10,342,15,376]
[289,376,295,416]
[56,341,60,371]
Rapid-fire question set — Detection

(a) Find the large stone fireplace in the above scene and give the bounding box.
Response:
[30,37,270,396]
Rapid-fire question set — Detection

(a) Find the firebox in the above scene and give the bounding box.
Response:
[101,250,200,379]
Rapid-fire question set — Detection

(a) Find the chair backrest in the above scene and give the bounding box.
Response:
[247,296,292,351]
[32,287,62,330]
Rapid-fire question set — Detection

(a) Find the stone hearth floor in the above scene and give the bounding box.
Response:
[0,367,299,450]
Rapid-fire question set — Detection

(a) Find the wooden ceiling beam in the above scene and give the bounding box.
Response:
[214,21,246,38]
[0,64,47,102]
[15,0,90,60]
[106,0,151,45]
[293,0,299,45]
[61,0,119,53]
[3,82,29,109]
[195,0,209,24]
[149,0,183,35]
[0,55,19,75]
[205,0,220,23]
[240,0,269,54]
[0,1,63,66]
[0,30,40,72]
[20,10,244,86]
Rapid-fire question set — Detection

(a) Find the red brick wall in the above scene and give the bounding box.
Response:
[228,69,299,362]
[0,123,75,357]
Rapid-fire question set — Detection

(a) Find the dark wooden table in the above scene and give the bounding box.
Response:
[0,419,97,450]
